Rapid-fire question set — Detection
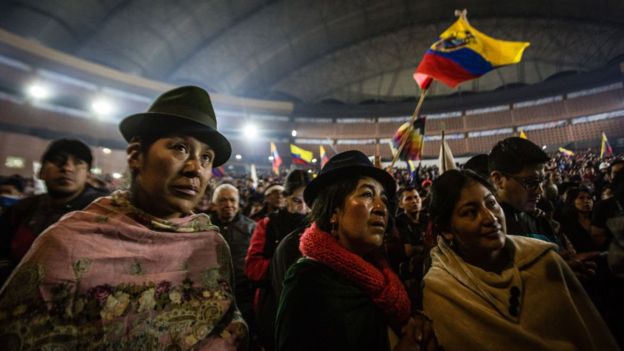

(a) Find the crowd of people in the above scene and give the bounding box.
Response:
[0,85,622,350]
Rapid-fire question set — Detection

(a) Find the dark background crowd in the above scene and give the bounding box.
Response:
[1,135,623,350]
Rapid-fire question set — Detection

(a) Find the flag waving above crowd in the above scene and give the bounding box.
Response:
[600,132,613,158]
[270,142,282,175]
[390,11,530,169]
[391,117,427,161]
[414,13,530,89]
[290,144,314,165]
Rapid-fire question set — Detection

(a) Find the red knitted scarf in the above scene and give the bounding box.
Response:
[299,223,411,325]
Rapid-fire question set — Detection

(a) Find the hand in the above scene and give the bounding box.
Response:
[394,313,439,351]
[565,252,599,283]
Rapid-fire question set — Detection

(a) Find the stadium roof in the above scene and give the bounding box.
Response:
[1,0,624,106]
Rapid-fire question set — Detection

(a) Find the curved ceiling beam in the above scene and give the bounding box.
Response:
[163,0,279,80]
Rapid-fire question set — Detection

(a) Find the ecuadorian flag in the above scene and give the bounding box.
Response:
[290,144,314,165]
[320,145,330,168]
[270,142,282,175]
[414,16,529,89]
[600,132,613,159]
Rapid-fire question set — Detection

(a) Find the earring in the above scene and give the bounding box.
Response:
[330,220,338,238]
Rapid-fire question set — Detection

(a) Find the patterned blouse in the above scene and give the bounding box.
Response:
[0,191,247,350]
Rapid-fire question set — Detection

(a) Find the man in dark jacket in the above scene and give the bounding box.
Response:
[0,139,108,284]
[209,183,257,345]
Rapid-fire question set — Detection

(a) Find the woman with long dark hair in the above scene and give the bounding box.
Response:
[423,169,617,351]
[559,186,596,253]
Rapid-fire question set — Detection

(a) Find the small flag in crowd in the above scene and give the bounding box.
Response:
[438,137,457,173]
[212,166,226,178]
[250,164,258,189]
[290,144,314,165]
[407,159,418,178]
[558,147,575,157]
[320,145,330,168]
[270,142,282,175]
[391,117,427,161]
[519,130,528,139]
[414,15,530,89]
[600,132,613,158]
[389,141,417,179]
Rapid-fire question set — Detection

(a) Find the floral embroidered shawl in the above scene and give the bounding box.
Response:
[0,191,247,350]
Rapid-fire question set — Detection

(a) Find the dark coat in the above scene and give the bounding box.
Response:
[276,259,391,351]
[270,227,306,303]
[209,212,256,330]
[0,186,107,284]
[210,212,256,289]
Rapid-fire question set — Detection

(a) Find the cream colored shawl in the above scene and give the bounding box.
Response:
[424,235,619,351]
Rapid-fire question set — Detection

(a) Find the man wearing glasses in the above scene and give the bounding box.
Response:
[488,137,555,240]
[488,137,596,282]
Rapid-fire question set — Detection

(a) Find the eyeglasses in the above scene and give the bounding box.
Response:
[502,172,546,192]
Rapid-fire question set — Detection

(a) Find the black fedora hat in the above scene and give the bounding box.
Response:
[303,150,396,207]
[119,86,231,166]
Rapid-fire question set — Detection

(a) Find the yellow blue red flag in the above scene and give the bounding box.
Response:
[320,145,329,168]
[414,15,530,89]
[600,132,613,158]
[270,142,282,175]
[558,147,575,156]
[290,144,314,165]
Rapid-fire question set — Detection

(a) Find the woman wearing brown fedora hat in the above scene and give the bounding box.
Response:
[275,150,438,351]
[0,86,247,350]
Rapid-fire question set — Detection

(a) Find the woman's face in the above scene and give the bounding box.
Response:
[444,181,506,259]
[334,177,389,256]
[131,135,214,219]
[286,186,309,215]
[574,191,593,213]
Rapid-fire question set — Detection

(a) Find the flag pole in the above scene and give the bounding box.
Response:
[441,129,446,173]
[374,142,381,168]
[389,86,430,168]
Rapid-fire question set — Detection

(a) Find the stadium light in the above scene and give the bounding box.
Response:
[312,158,317,163]
[91,98,115,117]
[243,123,258,138]
[268,156,274,161]
[26,83,50,100]
[112,172,123,179]
[102,148,112,155]
[235,154,242,160]
[291,129,297,137]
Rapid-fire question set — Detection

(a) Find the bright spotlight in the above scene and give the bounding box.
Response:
[112,172,123,179]
[235,154,242,160]
[243,123,258,138]
[268,156,274,161]
[91,98,114,116]
[312,158,318,163]
[291,129,297,137]
[26,83,50,99]
[102,148,112,154]
[542,145,547,150]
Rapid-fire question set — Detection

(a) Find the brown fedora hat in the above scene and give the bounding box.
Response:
[119,86,232,166]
